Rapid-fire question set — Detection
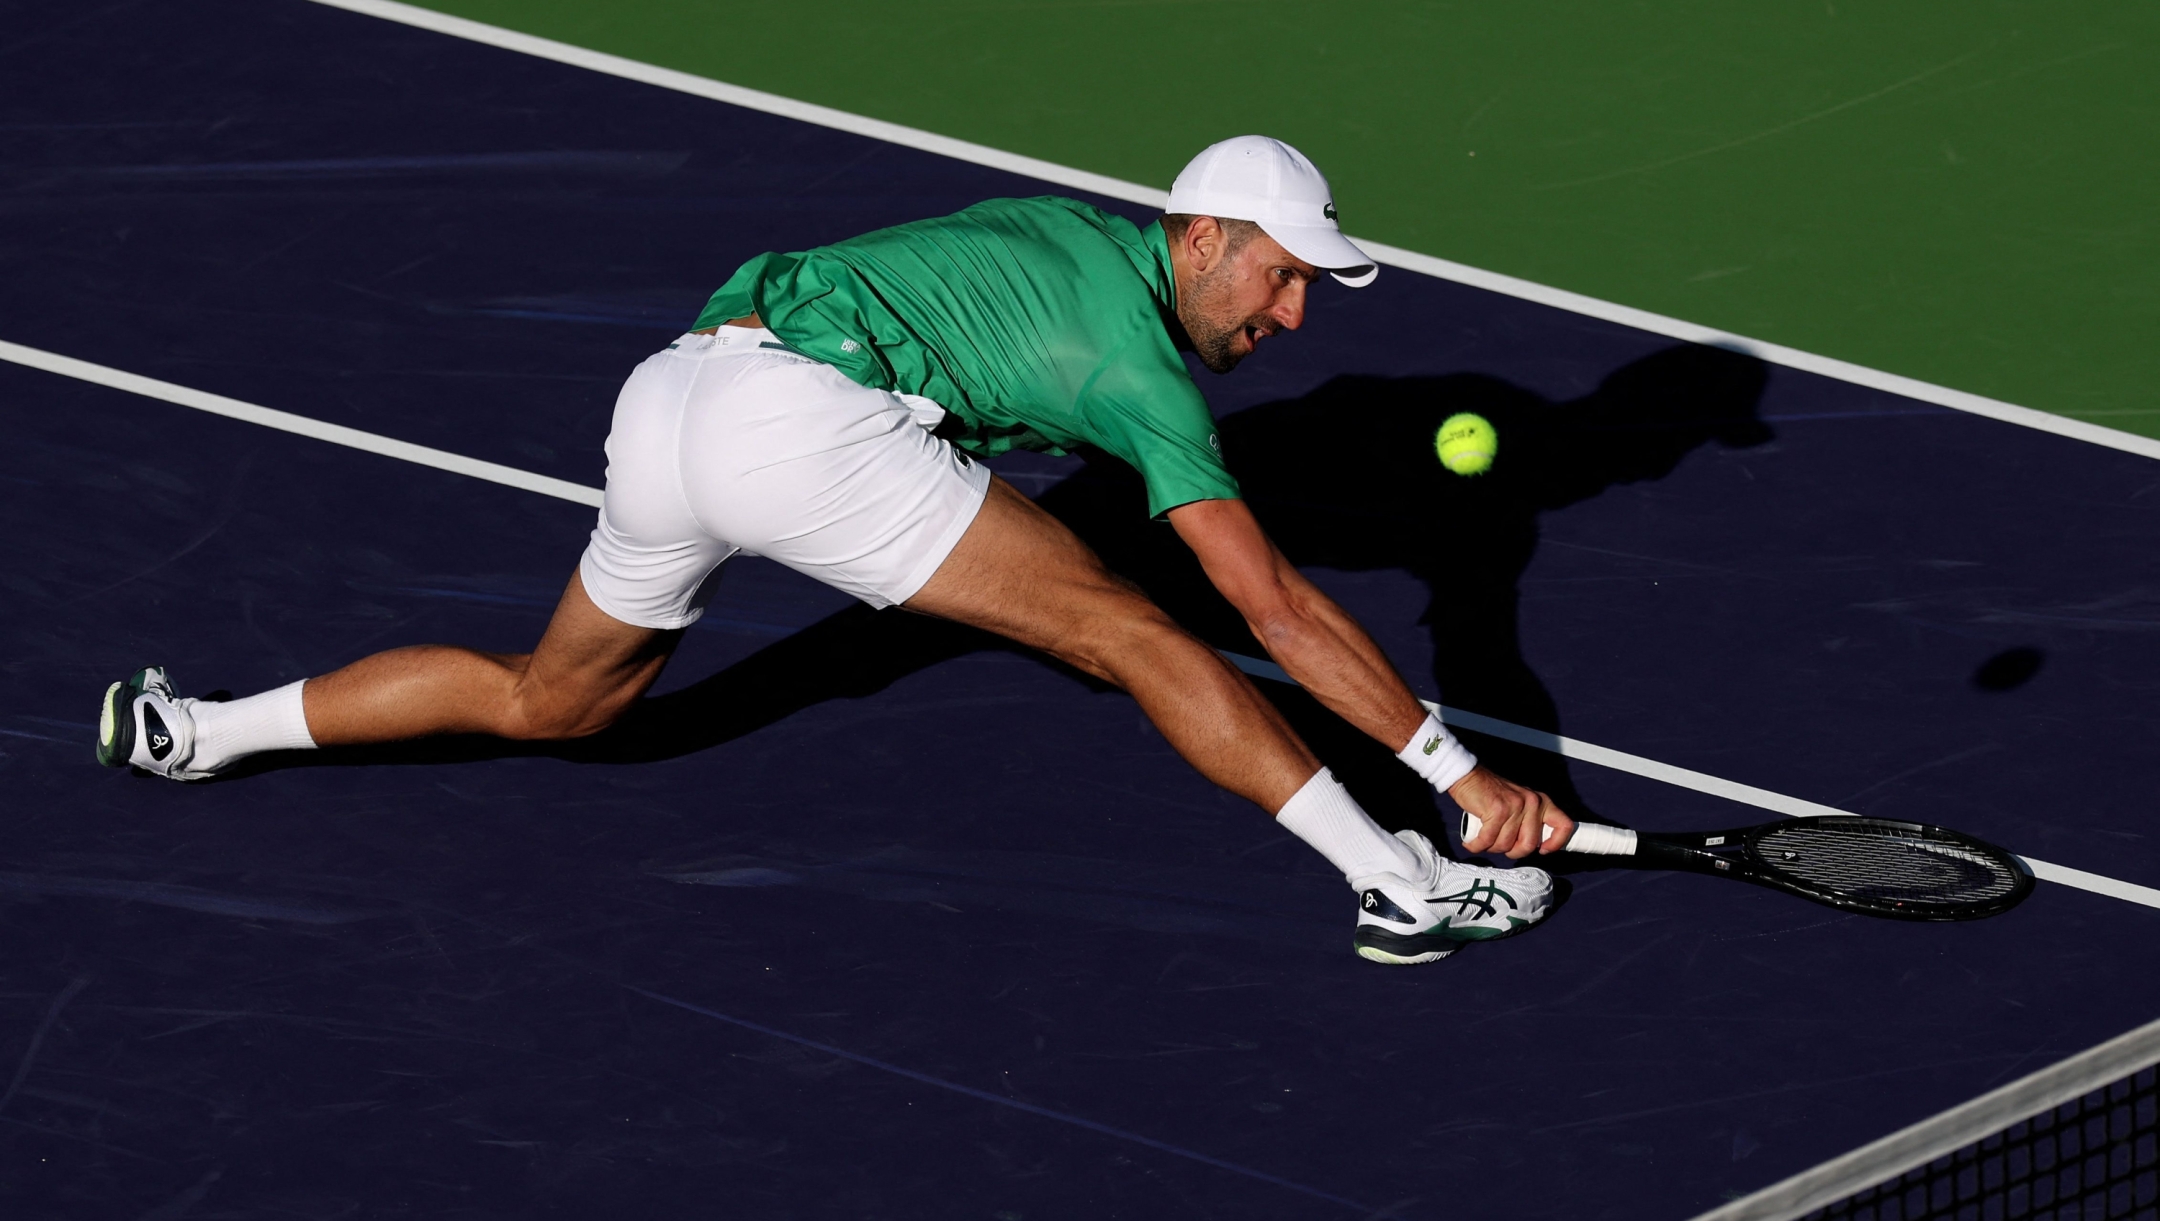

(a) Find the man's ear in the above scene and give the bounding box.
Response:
[1182,215,1225,275]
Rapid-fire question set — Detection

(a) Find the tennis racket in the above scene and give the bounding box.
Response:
[1459,812,2033,921]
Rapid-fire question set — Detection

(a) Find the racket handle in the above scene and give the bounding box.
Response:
[1459,812,1639,856]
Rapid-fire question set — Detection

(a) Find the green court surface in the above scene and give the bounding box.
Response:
[409,0,2158,438]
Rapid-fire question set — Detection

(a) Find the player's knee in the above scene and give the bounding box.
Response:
[500,685,628,741]
[1252,607,1317,656]
[1050,590,1180,680]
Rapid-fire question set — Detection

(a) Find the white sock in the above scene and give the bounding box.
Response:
[187,680,317,773]
[1274,767,1427,886]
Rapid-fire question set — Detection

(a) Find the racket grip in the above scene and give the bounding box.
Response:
[1458,812,1639,856]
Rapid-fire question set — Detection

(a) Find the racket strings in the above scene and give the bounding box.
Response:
[1752,823,2023,905]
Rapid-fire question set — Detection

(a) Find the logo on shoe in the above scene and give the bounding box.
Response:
[142,704,173,761]
[1359,888,1417,925]
[1435,879,1516,919]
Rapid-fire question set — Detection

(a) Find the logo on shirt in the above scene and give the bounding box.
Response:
[840,339,862,353]
[1207,433,1221,454]
[1323,202,1338,222]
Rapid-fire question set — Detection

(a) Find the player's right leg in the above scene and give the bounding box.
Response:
[99,333,734,780]
[96,571,675,779]
[297,568,678,746]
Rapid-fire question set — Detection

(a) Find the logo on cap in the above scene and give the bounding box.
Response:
[1324,202,1338,222]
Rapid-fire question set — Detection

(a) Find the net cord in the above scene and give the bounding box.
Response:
[1688,1014,2160,1221]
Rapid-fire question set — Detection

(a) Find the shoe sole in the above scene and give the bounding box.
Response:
[1352,926,1459,965]
[1354,902,1551,964]
[96,676,139,768]
[95,666,170,770]
[1432,913,1541,943]
[1354,943,1455,966]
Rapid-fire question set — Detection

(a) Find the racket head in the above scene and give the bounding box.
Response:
[1736,816,2033,920]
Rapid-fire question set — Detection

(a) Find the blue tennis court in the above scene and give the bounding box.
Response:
[4,2,2158,1218]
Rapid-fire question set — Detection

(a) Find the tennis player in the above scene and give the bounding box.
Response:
[96,135,1574,965]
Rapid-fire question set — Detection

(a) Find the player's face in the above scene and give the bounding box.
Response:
[1182,230,1322,374]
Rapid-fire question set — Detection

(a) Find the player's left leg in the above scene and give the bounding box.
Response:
[903,479,1553,963]
[904,478,1319,811]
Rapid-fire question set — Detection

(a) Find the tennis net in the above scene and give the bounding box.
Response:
[1697,1018,2160,1221]
[1805,1063,2157,1221]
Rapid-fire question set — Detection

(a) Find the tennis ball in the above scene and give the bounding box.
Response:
[1435,412,1497,476]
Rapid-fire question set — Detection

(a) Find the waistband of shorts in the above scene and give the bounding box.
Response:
[663,327,817,361]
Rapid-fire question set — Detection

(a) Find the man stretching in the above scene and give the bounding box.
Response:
[96,136,1574,965]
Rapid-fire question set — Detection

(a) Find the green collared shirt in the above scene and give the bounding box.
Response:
[694,196,1239,516]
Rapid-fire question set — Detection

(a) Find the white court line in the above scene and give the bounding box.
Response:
[4,336,2157,913]
[277,0,2160,909]
[27,2,2160,909]
[41,22,2160,1212]
[304,0,2160,466]
[0,340,602,508]
[1219,652,2160,913]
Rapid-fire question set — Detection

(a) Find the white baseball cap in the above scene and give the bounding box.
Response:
[1166,135,1378,288]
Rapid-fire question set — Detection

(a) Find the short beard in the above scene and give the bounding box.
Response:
[1164,214,1269,374]
[1182,260,1263,374]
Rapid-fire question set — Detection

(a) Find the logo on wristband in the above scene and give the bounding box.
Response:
[1422,735,1443,756]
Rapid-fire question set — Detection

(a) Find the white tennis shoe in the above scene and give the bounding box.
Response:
[1350,829,1554,965]
[96,666,210,781]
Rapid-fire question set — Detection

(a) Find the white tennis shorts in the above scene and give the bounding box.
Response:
[578,328,992,627]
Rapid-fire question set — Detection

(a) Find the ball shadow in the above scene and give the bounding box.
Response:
[1972,646,2044,692]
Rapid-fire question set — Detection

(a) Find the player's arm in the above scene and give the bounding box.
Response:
[1167,496,1572,856]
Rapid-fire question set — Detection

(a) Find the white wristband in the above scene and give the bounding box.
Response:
[1395,711,1478,793]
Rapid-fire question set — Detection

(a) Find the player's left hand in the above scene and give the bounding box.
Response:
[1450,766,1573,859]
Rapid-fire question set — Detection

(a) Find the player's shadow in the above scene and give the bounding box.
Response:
[258,343,1770,852]
[1011,342,1774,844]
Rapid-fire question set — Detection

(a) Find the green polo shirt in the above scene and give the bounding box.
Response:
[693,196,1240,517]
